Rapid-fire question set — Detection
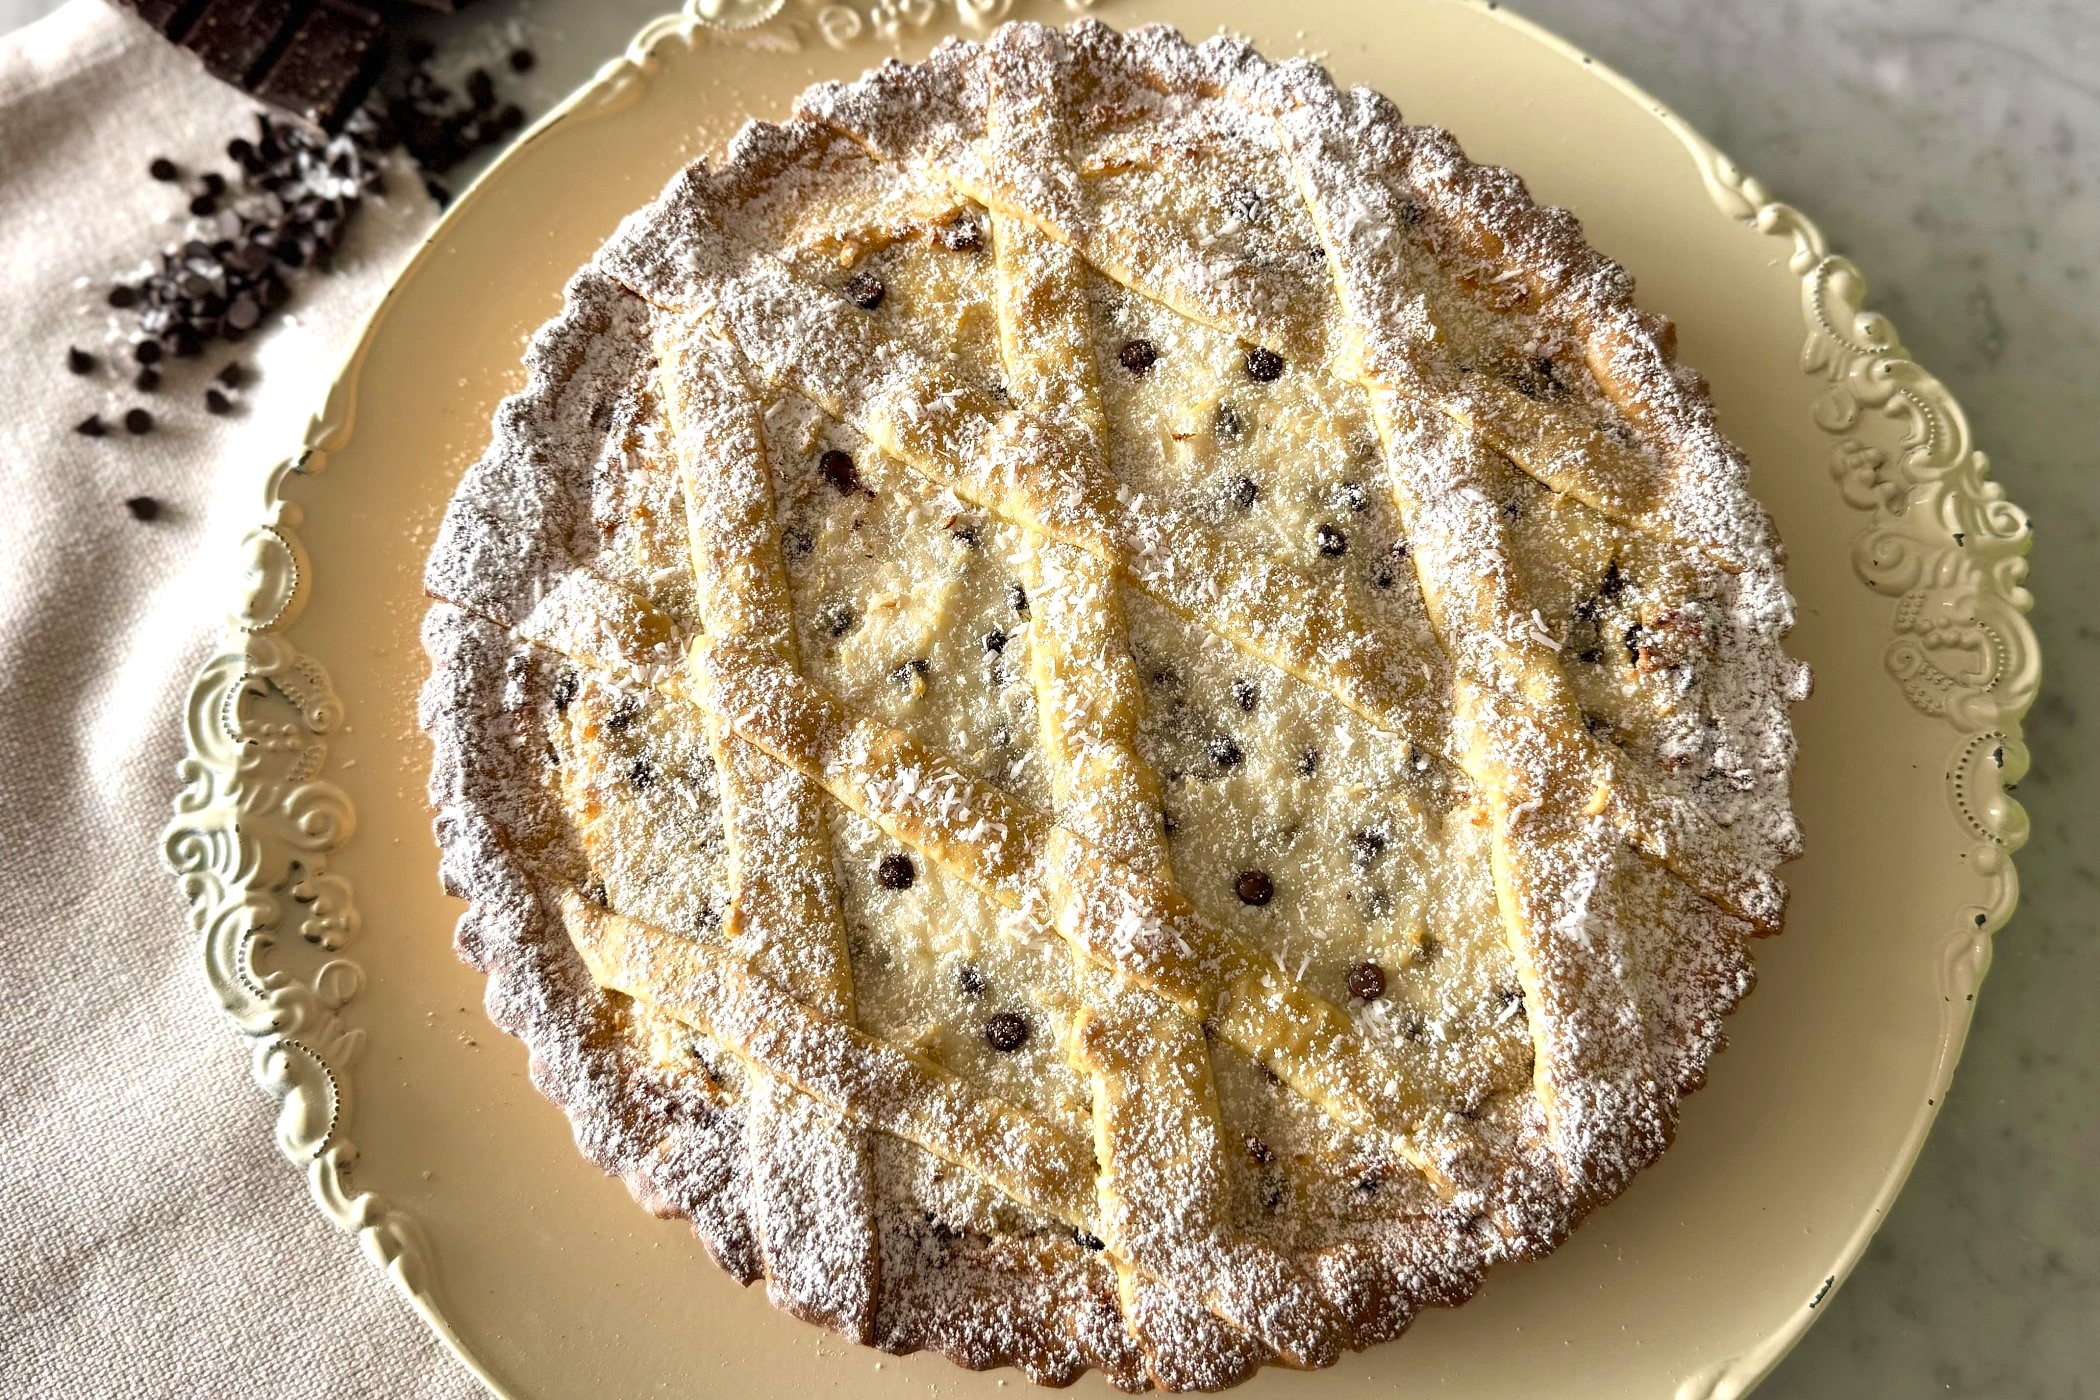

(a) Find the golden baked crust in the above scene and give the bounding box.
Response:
[420,19,1806,1390]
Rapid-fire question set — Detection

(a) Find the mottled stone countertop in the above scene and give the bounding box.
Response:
[4,0,2090,1395]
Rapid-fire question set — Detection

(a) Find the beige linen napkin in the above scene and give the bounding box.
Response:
[0,5,480,1396]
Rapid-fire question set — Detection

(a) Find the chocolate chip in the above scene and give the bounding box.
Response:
[606,694,641,731]
[123,407,154,435]
[950,524,979,548]
[1227,474,1259,510]
[123,495,162,521]
[107,285,138,309]
[188,192,219,218]
[1295,747,1320,777]
[1351,829,1387,865]
[1007,581,1029,616]
[844,270,886,310]
[226,296,260,330]
[892,656,930,688]
[1316,523,1348,557]
[1235,869,1274,906]
[508,47,537,74]
[983,629,1006,654]
[1599,559,1625,599]
[551,670,579,712]
[816,601,857,638]
[781,525,813,558]
[66,347,96,375]
[1243,346,1284,382]
[1245,1135,1272,1164]
[1230,678,1259,711]
[1346,961,1387,1001]
[957,962,985,997]
[877,853,916,890]
[1414,934,1442,964]
[1624,623,1644,664]
[818,448,859,494]
[74,414,108,438]
[465,67,496,110]
[1578,647,1604,665]
[198,171,227,198]
[133,366,161,392]
[985,1011,1029,1052]
[1332,481,1368,513]
[939,218,983,252]
[132,340,162,366]
[1208,736,1242,771]
[149,157,179,182]
[628,757,657,790]
[1118,338,1158,374]
[204,387,233,414]
[582,878,609,908]
[1072,1227,1106,1251]
[1259,1171,1288,1212]
[1214,401,1246,442]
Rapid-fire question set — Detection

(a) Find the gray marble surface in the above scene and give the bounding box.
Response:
[5,0,2091,1395]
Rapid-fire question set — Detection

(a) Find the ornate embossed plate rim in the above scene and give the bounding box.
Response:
[160,3,2037,1397]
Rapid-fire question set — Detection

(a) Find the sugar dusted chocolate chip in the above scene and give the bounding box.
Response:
[1007,581,1029,616]
[123,495,161,522]
[1351,828,1387,865]
[204,387,233,414]
[628,757,657,790]
[1118,338,1158,374]
[1316,523,1348,557]
[957,962,986,997]
[1235,869,1274,907]
[1245,1135,1272,1164]
[509,47,537,74]
[606,694,641,731]
[123,407,154,435]
[1226,186,1265,223]
[983,629,1006,654]
[149,157,179,182]
[1295,747,1320,777]
[1243,346,1284,382]
[877,853,916,891]
[1227,474,1259,510]
[66,347,96,375]
[1214,401,1246,442]
[74,414,108,438]
[844,270,886,309]
[939,218,983,252]
[1208,736,1242,771]
[1230,678,1259,711]
[1599,558,1625,599]
[1072,1227,1105,1251]
[781,525,812,558]
[816,600,857,638]
[892,656,930,688]
[1259,1171,1288,1212]
[818,448,859,493]
[1332,480,1368,513]
[551,670,579,713]
[134,366,161,393]
[984,1011,1029,1052]
[582,878,609,908]
[1346,960,1387,1001]
[950,523,978,548]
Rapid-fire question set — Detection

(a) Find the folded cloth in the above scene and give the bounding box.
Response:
[0,4,478,1395]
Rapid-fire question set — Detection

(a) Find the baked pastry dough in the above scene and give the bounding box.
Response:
[420,19,1805,1390]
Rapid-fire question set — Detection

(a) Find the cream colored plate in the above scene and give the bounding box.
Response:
[163,2,2038,1396]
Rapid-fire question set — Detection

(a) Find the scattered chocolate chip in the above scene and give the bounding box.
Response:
[1230,678,1259,711]
[1243,346,1285,382]
[1209,736,1243,771]
[551,670,579,712]
[123,495,161,521]
[74,414,109,438]
[1357,1172,1382,1194]
[1227,474,1259,510]
[1346,961,1387,1001]
[1351,828,1387,865]
[1501,496,1524,521]
[877,853,917,891]
[1315,523,1348,557]
[106,284,139,309]
[816,601,857,638]
[843,270,886,309]
[215,361,247,389]
[985,1011,1029,1052]
[1295,747,1320,777]
[1007,581,1029,616]
[149,156,179,181]
[123,407,154,435]
[957,962,986,997]
[628,757,657,790]
[1245,1135,1272,1164]
[1118,338,1158,374]
[606,694,641,731]
[1235,869,1274,906]
[983,629,1007,654]
[1072,1227,1105,1251]
[66,347,96,375]
[132,340,162,366]
[508,47,537,74]
[133,366,162,393]
[1578,647,1604,665]
[188,192,220,218]
[1214,401,1246,442]
[464,67,496,110]
[204,387,232,415]
[818,448,859,494]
